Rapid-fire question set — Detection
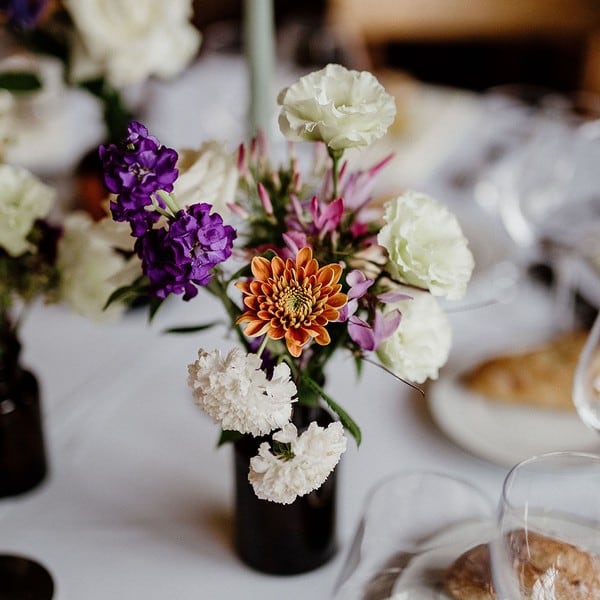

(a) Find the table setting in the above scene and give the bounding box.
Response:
[0,1,600,599]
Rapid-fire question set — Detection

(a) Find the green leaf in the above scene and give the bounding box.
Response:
[228,262,253,282]
[0,71,42,92]
[147,296,164,322]
[302,375,362,447]
[217,429,244,447]
[103,283,146,310]
[163,321,221,335]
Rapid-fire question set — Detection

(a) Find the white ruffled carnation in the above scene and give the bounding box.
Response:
[64,0,201,88]
[173,141,238,217]
[57,211,128,321]
[376,288,452,384]
[0,164,54,256]
[277,64,396,150]
[249,421,347,504]
[378,190,474,300]
[187,348,296,436]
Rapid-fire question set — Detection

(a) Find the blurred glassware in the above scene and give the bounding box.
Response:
[490,451,600,599]
[473,86,600,329]
[573,311,600,432]
[332,471,493,600]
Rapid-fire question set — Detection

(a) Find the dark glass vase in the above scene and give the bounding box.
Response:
[233,405,339,575]
[0,330,47,497]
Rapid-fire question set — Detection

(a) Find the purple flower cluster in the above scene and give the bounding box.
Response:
[99,122,179,236]
[135,203,236,300]
[0,0,48,29]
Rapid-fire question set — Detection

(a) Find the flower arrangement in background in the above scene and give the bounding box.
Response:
[0,0,201,142]
[99,63,474,504]
[0,158,129,346]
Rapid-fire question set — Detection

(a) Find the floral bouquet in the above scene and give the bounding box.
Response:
[0,160,131,339]
[0,0,201,142]
[99,63,474,505]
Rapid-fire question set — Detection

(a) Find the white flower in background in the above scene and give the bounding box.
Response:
[0,164,54,256]
[187,348,296,436]
[173,141,238,216]
[64,0,201,88]
[57,211,128,321]
[376,288,452,384]
[378,190,474,300]
[249,421,347,504]
[277,64,396,151]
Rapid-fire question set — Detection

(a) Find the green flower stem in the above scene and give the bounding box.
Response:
[256,335,269,359]
[206,275,248,350]
[328,148,344,199]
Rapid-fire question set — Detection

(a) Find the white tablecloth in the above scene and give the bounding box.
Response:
[1,51,596,599]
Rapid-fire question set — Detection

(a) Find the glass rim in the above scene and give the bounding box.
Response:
[361,469,491,513]
[501,450,600,509]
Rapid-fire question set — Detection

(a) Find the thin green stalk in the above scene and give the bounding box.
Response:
[206,275,248,350]
[328,148,344,198]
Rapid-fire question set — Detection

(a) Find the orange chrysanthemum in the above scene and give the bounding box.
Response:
[236,247,347,358]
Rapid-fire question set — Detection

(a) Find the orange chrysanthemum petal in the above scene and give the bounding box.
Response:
[251,256,272,280]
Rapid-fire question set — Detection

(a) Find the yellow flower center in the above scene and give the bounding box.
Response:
[278,283,313,324]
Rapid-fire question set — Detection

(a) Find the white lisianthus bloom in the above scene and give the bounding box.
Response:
[249,421,347,504]
[173,141,238,217]
[277,64,396,151]
[376,288,452,384]
[187,348,296,436]
[0,164,54,256]
[64,0,201,88]
[378,190,475,300]
[57,212,128,321]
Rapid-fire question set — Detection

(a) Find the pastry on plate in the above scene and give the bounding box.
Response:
[460,330,593,411]
[444,530,600,599]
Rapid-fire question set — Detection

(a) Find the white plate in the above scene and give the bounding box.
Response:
[428,369,600,467]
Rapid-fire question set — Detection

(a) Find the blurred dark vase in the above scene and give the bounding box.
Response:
[233,405,338,575]
[0,329,47,497]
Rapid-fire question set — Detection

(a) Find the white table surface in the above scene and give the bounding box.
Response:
[1,51,596,599]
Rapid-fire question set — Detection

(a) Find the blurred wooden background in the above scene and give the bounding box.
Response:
[193,0,600,93]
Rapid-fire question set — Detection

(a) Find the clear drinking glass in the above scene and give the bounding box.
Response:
[573,312,600,432]
[490,451,600,600]
[474,89,600,330]
[333,471,494,600]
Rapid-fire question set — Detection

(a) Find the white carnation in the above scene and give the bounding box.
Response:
[57,211,128,321]
[64,0,201,88]
[249,421,347,504]
[378,190,474,300]
[277,64,396,150]
[173,141,238,217]
[0,164,54,256]
[187,348,296,436]
[376,288,452,384]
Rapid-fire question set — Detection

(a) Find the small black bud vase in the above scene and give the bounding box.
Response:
[233,405,338,574]
[0,329,47,497]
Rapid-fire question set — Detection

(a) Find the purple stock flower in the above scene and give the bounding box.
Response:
[135,203,236,300]
[0,0,48,29]
[99,122,179,236]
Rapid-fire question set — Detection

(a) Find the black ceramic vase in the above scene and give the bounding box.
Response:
[0,329,47,497]
[233,404,339,575]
